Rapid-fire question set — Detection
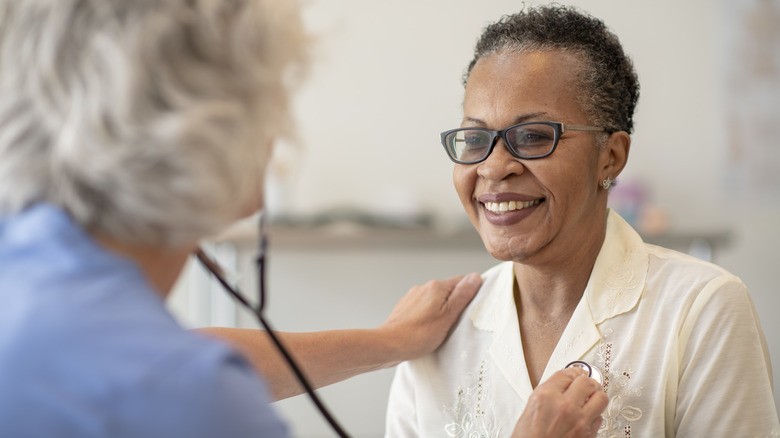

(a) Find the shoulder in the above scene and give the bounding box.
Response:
[643,243,748,305]
[116,331,289,437]
[604,210,747,308]
[0,207,290,437]
[639,245,761,356]
[645,243,736,281]
[0,307,289,436]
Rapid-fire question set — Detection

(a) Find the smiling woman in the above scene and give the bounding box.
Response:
[385,5,780,437]
[453,50,628,266]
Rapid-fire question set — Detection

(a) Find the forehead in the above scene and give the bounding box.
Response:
[463,50,587,125]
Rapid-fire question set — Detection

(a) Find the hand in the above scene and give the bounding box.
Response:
[511,368,608,438]
[377,273,482,363]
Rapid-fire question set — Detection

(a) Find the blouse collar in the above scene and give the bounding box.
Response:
[471,209,647,330]
[468,210,648,397]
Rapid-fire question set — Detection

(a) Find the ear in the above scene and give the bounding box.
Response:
[599,131,630,183]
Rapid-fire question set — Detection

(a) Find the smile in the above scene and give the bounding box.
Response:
[483,199,542,214]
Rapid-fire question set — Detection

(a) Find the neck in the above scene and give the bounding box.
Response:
[94,234,195,298]
[513,211,608,320]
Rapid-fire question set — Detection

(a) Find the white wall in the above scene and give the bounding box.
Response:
[171,0,780,435]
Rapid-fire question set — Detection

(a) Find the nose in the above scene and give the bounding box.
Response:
[476,137,526,180]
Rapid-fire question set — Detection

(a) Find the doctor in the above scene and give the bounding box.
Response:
[0,0,606,437]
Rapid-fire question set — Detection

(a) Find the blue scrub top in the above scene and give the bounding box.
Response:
[0,204,289,437]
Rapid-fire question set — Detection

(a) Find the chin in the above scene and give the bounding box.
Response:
[481,234,537,263]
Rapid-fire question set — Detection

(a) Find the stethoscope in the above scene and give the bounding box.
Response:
[196,211,606,437]
[565,360,604,386]
[196,211,352,437]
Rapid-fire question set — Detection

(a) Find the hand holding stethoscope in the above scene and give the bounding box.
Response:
[565,360,604,386]
[511,362,608,438]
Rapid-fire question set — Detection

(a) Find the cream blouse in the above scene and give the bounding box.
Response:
[386,210,779,438]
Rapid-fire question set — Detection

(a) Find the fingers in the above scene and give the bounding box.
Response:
[581,383,608,416]
[512,368,606,438]
[542,367,589,393]
[375,272,482,362]
[539,368,606,422]
[587,412,605,437]
[564,372,608,437]
[445,273,482,310]
[428,275,464,292]
[568,374,603,404]
[544,368,603,403]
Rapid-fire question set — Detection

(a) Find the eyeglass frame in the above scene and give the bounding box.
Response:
[440,121,610,164]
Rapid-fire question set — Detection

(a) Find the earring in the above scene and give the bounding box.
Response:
[601,177,612,190]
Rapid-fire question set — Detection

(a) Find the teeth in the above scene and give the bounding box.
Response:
[484,199,541,214]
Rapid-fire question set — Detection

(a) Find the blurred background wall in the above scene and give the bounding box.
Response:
[169,0,780,436]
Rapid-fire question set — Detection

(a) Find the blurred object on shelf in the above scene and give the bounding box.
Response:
[638,205,669,237]
[269,206,435,230]
[608,177,668,236]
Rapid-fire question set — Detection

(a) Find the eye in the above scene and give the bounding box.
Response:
[448,129,492,162]
[511,129,552,145]
[508,124,555,149]
[464,133,490,147]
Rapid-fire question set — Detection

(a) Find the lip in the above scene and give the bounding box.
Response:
[476,193,544,226]
[477,193,541,204]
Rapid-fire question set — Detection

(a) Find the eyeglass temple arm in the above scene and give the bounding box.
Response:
[563,124,607,133]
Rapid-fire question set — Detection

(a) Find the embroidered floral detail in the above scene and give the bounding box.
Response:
[602,249,641,312]
[595,333,613,392]
[595,332,643,438]
[562,331,583,356]
[443,360,502,438]
[609,365,642,399]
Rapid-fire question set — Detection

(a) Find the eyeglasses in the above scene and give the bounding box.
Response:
[440,121,608,164]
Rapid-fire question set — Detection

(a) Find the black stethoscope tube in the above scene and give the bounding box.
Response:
[195,211,350,437]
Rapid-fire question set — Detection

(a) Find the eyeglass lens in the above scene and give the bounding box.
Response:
[445,123,558,163]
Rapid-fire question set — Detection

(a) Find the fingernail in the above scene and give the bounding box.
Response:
[571,367,588,377]
[465,273,482,286]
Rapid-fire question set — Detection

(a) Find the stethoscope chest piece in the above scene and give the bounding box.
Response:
[565,360,604,387]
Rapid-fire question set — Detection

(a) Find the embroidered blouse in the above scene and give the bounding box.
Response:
[385,210,780,438]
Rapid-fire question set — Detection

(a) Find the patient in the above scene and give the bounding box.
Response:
[385,5,780,437]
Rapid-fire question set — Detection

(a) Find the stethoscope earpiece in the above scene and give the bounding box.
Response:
[565,360,604,386]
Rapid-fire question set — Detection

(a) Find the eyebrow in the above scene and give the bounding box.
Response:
[462,112,550,127]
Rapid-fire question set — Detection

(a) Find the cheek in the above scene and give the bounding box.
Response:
[544,154,600,209]
[452,166,476,209]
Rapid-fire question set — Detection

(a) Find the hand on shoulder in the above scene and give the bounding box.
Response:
[377,273,482,364]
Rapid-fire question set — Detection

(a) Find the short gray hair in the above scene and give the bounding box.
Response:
[464,5,639,135]
[0,0,308,246]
